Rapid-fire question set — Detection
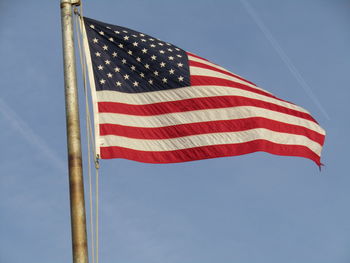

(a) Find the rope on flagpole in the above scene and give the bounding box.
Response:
[74,6,100,263]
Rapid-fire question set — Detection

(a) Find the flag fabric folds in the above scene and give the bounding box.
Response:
[81,17,325,166]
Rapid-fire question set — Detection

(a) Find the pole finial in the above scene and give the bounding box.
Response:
[61,0,81,8]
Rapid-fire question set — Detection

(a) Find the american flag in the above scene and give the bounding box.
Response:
[82,17,325,166]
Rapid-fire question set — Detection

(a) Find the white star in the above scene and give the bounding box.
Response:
[105,60,111,65]
[160,62,166,67]
[148,79,153,84]
[169,69,175,74]
[114,30,120,34]
[150,44,156,48]
[166,43,171,46]
[103,45,108,50]
[140,72,145,78]
[139,33,145,37]
[92,38,98,43]
[154,71,159,76]
[90,24,95,29]
[141,39,147,42]
[109,37,114,42]
[136,57,141,62]
[112,52,117,57]
[167,48,173,52]
[99,31,104,35]
[130,65,136,71]
[162,78,167,83]
[178,76,184,81]
[176,54,182,58]
[175,48,180,51]
[100,79,106,84]
[95,52,101,57]
[133,81,139,87]
[142,48,148,54]
[118,43,124,48]
[123,35,129,40]
[158,43,164,46]
[149,38,155,41]
[133,42,139,47]
[127,50,133,55]
[107,73,113,78]
[145,64,150,69]
[168,56,174,60]
[177,62,183,67]
[114,67,120,72]
[123,30,128,33]
[122,59,127,64]
[97,65,104,70]
[159,50,165,54]
[124,74,129,80]
[151,55,157,60]
[132,34,138,37]
[116,81,122,86]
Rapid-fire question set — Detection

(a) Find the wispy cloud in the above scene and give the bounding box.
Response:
[0,97,66,172]
[240,0,330,120]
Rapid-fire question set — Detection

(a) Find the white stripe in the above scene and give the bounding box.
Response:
[99,106,325,135]
[96,86,309,114]
[188,55,233,74]
[100,128,322,155]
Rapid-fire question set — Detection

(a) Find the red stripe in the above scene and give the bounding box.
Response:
[191,75,278,99]
[100,117,325,145]
[98,96,316,123]
[100,140,322,166]
[189,60,256,86]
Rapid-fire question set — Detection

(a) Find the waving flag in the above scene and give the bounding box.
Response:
[81,17,325,166]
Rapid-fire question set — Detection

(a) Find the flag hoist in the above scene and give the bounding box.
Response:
[60,0,89,263]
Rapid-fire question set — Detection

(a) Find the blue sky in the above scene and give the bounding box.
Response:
[0,0,349,262]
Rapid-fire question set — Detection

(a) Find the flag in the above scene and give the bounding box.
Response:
[81,17,325,166]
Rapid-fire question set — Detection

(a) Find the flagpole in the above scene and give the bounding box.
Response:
[60,1,89,263]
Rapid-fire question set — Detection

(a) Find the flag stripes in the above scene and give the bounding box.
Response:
[82,17,325,165]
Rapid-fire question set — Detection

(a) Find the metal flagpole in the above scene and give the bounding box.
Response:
[60,0,89,262]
